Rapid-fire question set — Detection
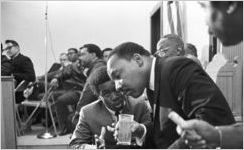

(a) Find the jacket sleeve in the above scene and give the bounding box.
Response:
[13,57,36,82]
[75,82,97,113]
[69,108,93,148]
[218,123,243,149]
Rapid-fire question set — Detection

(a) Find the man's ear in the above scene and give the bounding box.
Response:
[227,1,238,14]
[133,53,143,67]
[91,52,97,59]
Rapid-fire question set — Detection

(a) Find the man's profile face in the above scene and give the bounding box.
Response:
[59,54,69,67]
[99,80,125,112]
[107,54,146,98]
[79,47,93,67]
[5,43,19,57]
[68,49,78,62]
[156,38,180,57]
[103,50,111,62]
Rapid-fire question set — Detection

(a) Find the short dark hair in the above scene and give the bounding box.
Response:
[82,44,102,58]
[102,48,112,55]
[5,39,19,48]
[68,48,78,53]
[184,43,198,57]
[109,42,151,60]
[88,66,110,96]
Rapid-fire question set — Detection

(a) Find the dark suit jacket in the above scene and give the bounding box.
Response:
[145,56,235,148]
[12,53,36,85]
[69,96,152,149]
[75,59,106,113]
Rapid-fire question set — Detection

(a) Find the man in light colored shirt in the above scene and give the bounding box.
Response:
[69,66,151,149]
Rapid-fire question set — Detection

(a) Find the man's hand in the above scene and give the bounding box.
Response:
[107,120,145,141]
[94,126,106,149]
[50,78,59,88]
[179,119,220,148]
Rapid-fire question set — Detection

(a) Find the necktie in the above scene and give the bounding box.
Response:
[115,111,120,120]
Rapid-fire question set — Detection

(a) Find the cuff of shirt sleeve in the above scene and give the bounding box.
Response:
[135,124,147,146]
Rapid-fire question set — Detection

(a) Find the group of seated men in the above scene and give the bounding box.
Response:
[1,2,243,148]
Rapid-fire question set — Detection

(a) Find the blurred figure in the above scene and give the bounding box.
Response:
[184,43,202,66]
[102,48,112,62]
[175,1,243,149]
[67,48,79,63]
[4,40,36,103]
[72,44,106,125]
[70,66,151,149]
[154,34,184,57]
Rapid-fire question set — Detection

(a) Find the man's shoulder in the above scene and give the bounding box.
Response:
[93,59,106,68]
[80,99,103,113]
[16,53,32,62]
[158,56,190,66]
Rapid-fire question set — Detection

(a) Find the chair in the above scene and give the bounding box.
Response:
[18,86,59,136]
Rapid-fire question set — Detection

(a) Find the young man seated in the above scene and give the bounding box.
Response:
[69,66,151,149]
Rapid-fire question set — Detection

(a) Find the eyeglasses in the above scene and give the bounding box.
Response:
[154,47,170,57]
[154,47,182,57]
[4,45,14,51]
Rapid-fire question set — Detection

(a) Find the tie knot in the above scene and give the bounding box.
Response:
[115,111,120,118]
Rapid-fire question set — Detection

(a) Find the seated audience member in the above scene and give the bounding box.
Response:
[4,40,36,103]
[174,1,243,149]
[50,52,87,135]
[102,48,112,62]
[72,44,106,124]
[106,42,235,148]
[25,53,70,100]
[154,34,184,57]
[1,43,13,76]
[38,53,70,82]
[67,48,79,63]
[69,66,151,149]
[184,43,202,66]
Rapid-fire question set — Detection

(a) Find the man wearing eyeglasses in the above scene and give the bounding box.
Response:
[154,34,184,57]
[3,39,36,103]
[70,66,151,149]
[67,48,79,63]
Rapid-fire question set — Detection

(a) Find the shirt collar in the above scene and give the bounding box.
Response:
[149,57,156,91]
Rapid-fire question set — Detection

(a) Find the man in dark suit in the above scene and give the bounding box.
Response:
[69,66,151,149]
[106,42,235,148]
[72,44,106,124]
[4,39,36,103]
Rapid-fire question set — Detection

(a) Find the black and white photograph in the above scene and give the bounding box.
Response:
[1,1,243,149]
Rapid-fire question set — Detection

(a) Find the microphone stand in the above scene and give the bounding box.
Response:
[37,2,57,139]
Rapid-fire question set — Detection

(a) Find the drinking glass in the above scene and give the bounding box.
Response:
[117,114,134,145]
